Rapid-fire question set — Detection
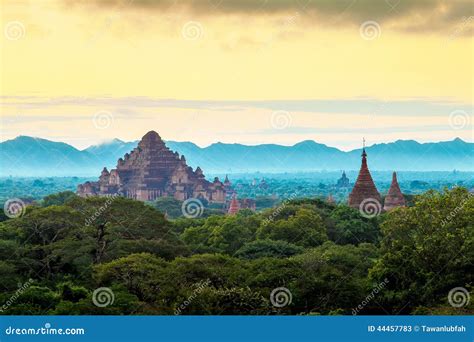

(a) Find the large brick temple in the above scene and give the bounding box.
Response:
[77,131,226,202]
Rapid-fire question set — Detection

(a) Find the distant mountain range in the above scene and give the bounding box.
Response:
[1,136,473,176]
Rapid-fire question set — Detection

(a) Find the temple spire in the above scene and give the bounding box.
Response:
[383,171,406,211]
[348,141,381,210]
[227,194,240,215]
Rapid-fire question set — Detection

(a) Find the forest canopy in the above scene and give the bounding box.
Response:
[0,187,472,315]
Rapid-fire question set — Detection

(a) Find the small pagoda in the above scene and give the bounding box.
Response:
[383,172,406,211]
[348,140,382,209]
[227,194,241,215]
[336,171,350,188]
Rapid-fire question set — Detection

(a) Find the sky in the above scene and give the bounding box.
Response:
[0,0,473,150]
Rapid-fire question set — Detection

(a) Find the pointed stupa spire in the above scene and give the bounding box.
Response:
[383,172,406,211]
[227,194,240,215]
[348,139,382,209]
[361,137,368,166]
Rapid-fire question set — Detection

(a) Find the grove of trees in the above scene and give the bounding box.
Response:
[0,187,472,315]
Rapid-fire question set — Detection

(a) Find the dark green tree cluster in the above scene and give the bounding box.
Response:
[0,188,471,315]
[370,187,473,314]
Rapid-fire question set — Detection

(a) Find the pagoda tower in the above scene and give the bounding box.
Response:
[383,172,406,211]
[227,194,240,215]
[224,175,231,187]
[348,141,382,209]
[336,171,350,188]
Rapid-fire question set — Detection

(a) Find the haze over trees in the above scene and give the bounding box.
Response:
[1,173,472,210]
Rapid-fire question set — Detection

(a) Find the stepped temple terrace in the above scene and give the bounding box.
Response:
[77,131,226,203]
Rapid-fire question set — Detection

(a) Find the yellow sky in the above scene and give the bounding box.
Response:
[1,0,472,100]
[0,0,472,148]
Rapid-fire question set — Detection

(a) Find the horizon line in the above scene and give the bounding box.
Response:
[2,134,471,154]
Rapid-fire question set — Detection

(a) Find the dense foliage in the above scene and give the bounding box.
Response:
[0,188,472,315]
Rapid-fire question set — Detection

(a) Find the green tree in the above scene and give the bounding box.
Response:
[291,242,378,314]
[66,196,188,261]
[94,253,168,302]
[180,216,220,254]
[151,197,184,219]
[185,287,270,315]
[257,208,327,247]
[1,205,84,279]
[5,285,59,315]
[370,187,474,313]
[181,212,260,254]
[235,239,304,259]
[52,286,141,315]
[208,213,260,254]
[328,205,380,245]
[42,191,77,207]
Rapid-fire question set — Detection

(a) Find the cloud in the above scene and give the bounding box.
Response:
[1,96,471,116]
[77,0,473,32]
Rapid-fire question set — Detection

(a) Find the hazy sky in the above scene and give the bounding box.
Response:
[1,0,473,150]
